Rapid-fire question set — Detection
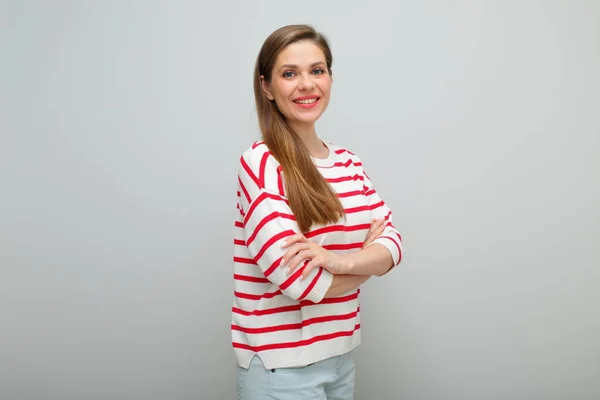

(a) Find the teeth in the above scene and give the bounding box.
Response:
[294,98,318,104]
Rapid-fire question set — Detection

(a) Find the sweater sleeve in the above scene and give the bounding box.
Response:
[358,159,404,274]
[236,148,333,303]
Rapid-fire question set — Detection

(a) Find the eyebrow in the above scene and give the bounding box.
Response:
[277,61,326,72]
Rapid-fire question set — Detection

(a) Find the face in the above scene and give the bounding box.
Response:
[261,40,332,130]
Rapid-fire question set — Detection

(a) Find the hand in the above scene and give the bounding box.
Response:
[280,218,386,280]
[363,218,386,249]
[280,234,349,279]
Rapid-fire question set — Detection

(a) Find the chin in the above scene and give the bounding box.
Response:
[298,110,325,123]
[290,117,319,126]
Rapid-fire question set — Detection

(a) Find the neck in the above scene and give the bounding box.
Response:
[288,120,327,157]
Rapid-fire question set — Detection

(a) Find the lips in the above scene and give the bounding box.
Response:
[293,95,320,108]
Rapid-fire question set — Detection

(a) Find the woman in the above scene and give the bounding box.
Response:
[232,24,403,399]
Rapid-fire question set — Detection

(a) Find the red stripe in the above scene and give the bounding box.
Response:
[252,141,265,149]
[326,174,364,183]
[370,200,385,210]
[234,290,282,300]
[343,205,369,214]
[302,291,358,306]
[333,159,362,168]
[305,223,370,238]
[334,148,356,156]
[246,211,296,247]
[234,239,245,246]
[234,274,270,283]
[323,242,363,251]
[344,201,384,215]
[232,309,358,334]
[381,216,402,242]
[337,190,364,199]
[244,191,289,226]
[253,230,296,265]
[264,257,283,278]
[365,189,376,196]
[233,257,256,265]
[299,267,323,300]
[235,221,244,228]
[259,151,270,188]
[236,203,245,217]
[277,166,284,196]
[233,305,301,316]
[232,324,361,352]
[240,155,261,188]
[231,290,358,316]
[238,176,251,204]
[279,261,307,290]
[378,236,402,265]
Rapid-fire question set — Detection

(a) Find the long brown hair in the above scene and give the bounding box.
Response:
[254,25,345,233]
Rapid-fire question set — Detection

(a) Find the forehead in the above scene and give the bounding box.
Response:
[274,40,326,67]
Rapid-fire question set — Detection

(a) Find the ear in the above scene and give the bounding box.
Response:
[260,75,274,101]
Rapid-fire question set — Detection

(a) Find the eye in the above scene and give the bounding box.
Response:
[282,71,296,78]
[312,68,326,75]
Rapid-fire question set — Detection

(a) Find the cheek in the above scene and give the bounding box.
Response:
[272,80,295,100]
[317,78,332,95]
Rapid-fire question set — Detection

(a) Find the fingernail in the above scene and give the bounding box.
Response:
[281,240,287,247]
[280,258,286,267]
[287,267,292,275]
[299,275,304,281]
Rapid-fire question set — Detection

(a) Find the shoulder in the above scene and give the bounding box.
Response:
[238,140,282,191]
[239,140,279,169]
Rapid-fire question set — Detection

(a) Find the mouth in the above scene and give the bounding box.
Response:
[293,96,320,109]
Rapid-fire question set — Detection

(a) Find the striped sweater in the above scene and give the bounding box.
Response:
[231,140,403,370]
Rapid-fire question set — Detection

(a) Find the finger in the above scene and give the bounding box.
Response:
[281,233,306,248]
[363,226,385,248]
[364,221,382,243]
[286,250,314,275]
[369,218,380,231]
[300,259,320,280]
[363,231,376,246]
[365,220,378,238]
[280,243,311,266]
[367,219,384,235]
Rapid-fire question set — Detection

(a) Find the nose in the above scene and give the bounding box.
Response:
[297,73,315,91]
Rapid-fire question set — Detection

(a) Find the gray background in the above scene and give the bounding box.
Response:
[2,1,599,399]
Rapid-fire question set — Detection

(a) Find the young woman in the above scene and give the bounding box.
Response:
[232,24,403,399]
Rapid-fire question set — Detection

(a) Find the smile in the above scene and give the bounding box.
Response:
[293,98,318,104]
[293,97,320,109]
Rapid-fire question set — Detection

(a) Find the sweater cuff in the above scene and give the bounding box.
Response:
[369,237,401,275]
[304,269,334,303]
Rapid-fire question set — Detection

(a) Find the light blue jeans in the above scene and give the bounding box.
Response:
[237,352,355,400]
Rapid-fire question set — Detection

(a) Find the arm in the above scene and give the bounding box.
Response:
[350,162,403,275]
[342,243,394,276]
[237,148,333,303]
[324,274,370,298]
[282,158,403,279]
